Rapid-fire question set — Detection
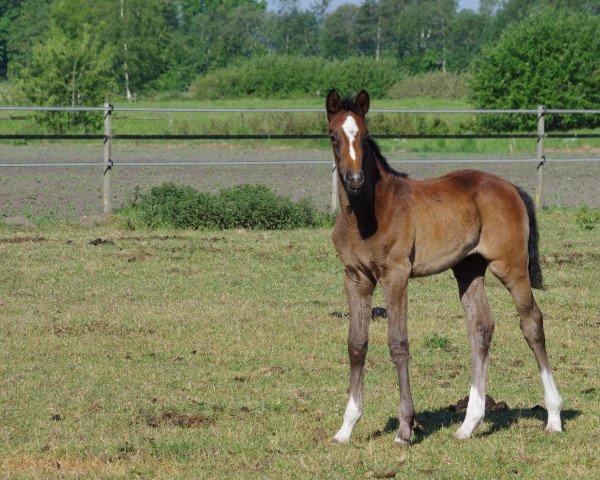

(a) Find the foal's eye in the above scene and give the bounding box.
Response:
[329,133,336,142]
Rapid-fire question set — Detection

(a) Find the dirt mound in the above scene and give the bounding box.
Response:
[448,395,508,412]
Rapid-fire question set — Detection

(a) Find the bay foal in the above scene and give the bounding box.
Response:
[327,90,562,445]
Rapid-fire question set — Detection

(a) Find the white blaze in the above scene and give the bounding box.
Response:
[342,115,359,162]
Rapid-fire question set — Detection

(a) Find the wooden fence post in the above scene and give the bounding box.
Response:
[103,102,113,213]
[331,163,338,213]
[535,105,545,210]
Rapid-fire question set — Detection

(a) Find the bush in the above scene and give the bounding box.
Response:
[189,55,401,99]
[388,72,470,100]
[470,8,600,132]
[119,183,330,230]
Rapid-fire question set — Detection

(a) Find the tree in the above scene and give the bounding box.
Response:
[395,0,457,73]
[264,1,320,56]
[17,27,117,132]
[446,10,491,72]
[177,0,266,76]
[376,0,406,60]
[0,0,52,78]
[484,0,600,41]
[0,0,22,77]
[353,0,386,59]
[322,4,361,58]
[470,8,600,130]
[310,0,330,24]
[49,0,181,97]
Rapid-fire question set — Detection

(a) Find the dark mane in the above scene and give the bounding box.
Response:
[339,96,408,179]
[364,136,408,179]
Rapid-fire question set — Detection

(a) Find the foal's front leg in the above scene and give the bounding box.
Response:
[333,271,375,444]
[381,268,414,445]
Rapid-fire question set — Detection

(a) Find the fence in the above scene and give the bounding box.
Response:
[1,103,600,213]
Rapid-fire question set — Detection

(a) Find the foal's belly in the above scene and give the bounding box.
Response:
[409,250,475,277]
[409,234,479,277]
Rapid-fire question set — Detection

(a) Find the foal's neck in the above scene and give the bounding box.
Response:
[338,142,388,239]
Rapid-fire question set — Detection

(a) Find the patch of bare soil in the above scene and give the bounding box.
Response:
[368,470,397,479]
[118,234,191,241]
[146,411,211,428]
[1,454,174,476]
[0,236,45,244]
[541,251,600,266]
[50,318,155,336]
[113,252,153,262]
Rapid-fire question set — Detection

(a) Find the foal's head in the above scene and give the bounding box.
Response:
[326,89,370,194]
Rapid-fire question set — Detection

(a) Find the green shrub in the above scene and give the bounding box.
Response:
[575,205,600,231]
[388,72,470,100]
[119,183,331,230]
[470,8,600,132]
[189,55,402,99]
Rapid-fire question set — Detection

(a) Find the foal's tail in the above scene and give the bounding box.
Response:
[515,186,544,290]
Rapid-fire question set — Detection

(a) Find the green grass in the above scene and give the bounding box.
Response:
[0,210,598,478]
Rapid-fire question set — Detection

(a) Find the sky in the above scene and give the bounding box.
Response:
[267,0,480,12]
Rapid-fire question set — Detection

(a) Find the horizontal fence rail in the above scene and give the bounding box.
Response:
[2,158,599,168]
[2,105,600,114]
[1,103,599,213]
[2,133,600,140]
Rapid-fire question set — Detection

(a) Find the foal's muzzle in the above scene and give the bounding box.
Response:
[344,171,364,192]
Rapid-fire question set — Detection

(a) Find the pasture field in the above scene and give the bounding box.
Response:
[0,210,598,479]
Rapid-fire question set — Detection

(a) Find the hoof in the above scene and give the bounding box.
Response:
[454,428,472,441]
[545,412,562,433]
[545,423,562,433]
[454,416,483,440]
[393,436,410,446]
[332,434,350,445]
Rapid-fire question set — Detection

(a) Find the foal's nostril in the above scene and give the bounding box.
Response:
[344,171,364,190]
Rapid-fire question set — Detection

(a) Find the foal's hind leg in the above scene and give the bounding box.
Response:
[453,255,495,440]
[490,261,562,432]
[333,270,375,444]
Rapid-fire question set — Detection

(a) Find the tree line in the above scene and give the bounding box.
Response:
[1,0,599,100]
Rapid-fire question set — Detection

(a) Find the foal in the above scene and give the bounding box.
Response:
[327,89,562,445]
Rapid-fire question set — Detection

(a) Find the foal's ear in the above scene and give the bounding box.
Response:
[355,90,370,116]
[326,89,342,119]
